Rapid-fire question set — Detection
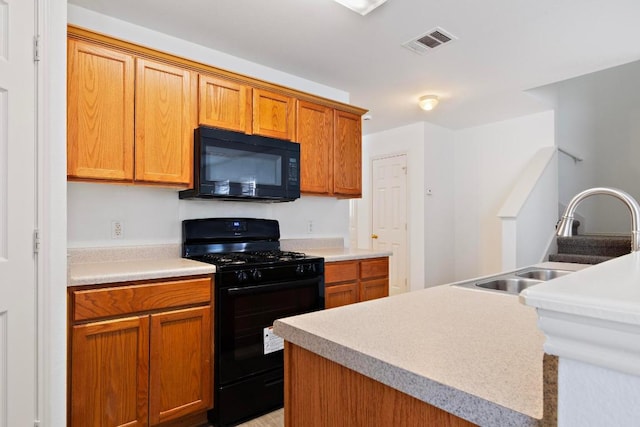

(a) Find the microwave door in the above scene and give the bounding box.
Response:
[179,126,300,201]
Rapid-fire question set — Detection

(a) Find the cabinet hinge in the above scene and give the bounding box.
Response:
[33,36,40,62]
[33,229,40,254]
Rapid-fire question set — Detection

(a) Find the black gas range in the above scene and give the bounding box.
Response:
[182,218,325,426]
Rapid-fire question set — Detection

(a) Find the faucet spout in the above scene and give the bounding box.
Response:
[557,187,640,252]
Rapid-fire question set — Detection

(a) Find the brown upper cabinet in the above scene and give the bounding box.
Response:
[67,39,135,181]
[198,74,252,133]
[67,38,196,186]
[296,102,363,197]
[135,58,197,185]
[334,110,362,197]
[296,100,333,194]
[198,78,297,140]
[67,26,366,195]
[252,88,296,140]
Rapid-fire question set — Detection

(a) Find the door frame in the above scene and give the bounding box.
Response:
[369,152,409,293]
[37,1,68,425]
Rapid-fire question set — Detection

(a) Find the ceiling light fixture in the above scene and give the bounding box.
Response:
[418,95,439,111]
[333,0,388,15]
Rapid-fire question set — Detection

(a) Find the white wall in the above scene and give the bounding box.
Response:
[499,146,559,271]
[68,6,347,103]
[453,111,555,280]
[514,153,558,267]
[68,183,348,247]
[558,358,640,426]
[359,122,455,290]
[531,60,640,234]
[423,123,456,287]
[67,6,352,248]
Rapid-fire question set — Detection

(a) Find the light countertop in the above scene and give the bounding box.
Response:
[522,253,640,325]
[67,244,390,286]
[303,247,392,262]
[274,262,588,427]
[68,258,216,286]
[521,252,640,376]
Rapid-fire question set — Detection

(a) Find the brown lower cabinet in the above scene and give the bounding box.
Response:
[284,343,476,426]
[324,257,389,309]
[68,276,213,427]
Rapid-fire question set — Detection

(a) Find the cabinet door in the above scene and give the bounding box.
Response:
[325,283,359,309]
[360,278,389,302]
[70,316,149,427]
[333,110,362,197]
[198,74,252,133]
[67,39,135,181]
[252,88,295,140]
[149,306,213,425]
[135,58,197,185]
[296,101,333,194]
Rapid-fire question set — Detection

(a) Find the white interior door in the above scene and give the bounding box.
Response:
[0,0,37,425]
[371,155,408,295]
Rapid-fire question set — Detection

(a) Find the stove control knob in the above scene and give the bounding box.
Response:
[235,270,248,283]
[295,264,305,275]
[251,269,262,281]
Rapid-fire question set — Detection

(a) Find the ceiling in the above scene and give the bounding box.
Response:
[67,0,640,134]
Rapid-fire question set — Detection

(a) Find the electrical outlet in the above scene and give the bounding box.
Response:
[111,220,123,239]
[307,220,313,234]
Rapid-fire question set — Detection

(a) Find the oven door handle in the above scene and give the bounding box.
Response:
[225,277,321,296]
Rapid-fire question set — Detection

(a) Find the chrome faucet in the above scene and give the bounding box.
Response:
[557,187,640,252]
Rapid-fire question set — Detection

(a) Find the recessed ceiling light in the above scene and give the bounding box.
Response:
[333,0,388,15]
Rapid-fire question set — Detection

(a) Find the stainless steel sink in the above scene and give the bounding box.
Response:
[452,266,575,295]
[475,278,541,293]
[515,268,572,281]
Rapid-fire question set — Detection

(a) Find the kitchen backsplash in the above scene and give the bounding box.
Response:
[67,238,344,265]
[67,182,350,248]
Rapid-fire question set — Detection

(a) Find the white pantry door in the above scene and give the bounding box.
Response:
[0,0,37,426]
[371,154,408,295]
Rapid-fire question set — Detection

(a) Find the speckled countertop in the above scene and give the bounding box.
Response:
[68,258,216,286]
[303,247,393,262]
[67,241,388,286]
[274,262,589,427]
[67,244,215,286]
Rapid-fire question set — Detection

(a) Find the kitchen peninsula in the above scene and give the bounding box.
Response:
[273,262,587,427]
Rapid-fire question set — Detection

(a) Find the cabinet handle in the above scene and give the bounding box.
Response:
[371,234,378,239]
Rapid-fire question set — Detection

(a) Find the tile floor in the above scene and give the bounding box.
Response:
[236,409,284,427]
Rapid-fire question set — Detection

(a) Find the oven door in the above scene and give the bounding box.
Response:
[216,276,322,385]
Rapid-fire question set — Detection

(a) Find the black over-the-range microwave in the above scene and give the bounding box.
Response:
[179,126,301,202]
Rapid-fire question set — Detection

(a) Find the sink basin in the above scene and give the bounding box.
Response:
[452,265,576,295]
[515,268,571,281]
[475,278,541,293]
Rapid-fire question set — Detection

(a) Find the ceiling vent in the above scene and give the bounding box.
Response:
[402,27,457,55]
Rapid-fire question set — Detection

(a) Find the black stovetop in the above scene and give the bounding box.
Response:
[193,250,312,267]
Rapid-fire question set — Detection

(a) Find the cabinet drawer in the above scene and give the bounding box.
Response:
[360,258,389,280]
[325,261,358,284]
[72,277,212,321]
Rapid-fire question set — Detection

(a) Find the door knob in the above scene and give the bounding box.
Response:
[371,234,378,239]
